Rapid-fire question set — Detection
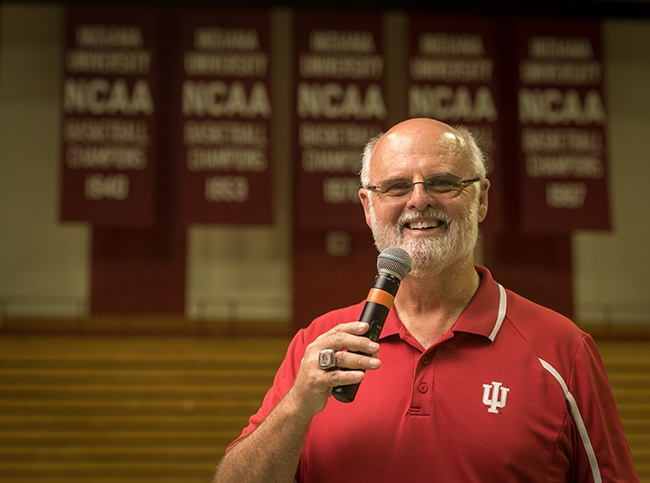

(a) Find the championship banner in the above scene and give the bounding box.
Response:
[294,11,388,231]
[60,7,159,225]
[178,9,273,225]
[515,19,610,232]
[407,15,505,232]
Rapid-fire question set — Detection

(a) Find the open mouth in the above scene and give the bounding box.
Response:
[405,220,444,230]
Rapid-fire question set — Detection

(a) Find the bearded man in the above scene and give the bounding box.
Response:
[214,118,638,483]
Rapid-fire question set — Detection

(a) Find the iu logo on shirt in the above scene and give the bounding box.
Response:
[482,381,510,414]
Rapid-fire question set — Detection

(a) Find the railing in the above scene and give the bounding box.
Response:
[188,295,291,322]
[0,295,89,324]
[575,302,650,324]
[1,295,648,331]
[0,294,291,327]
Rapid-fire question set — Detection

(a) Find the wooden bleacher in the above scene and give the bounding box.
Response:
[0,332,647,482]
[0,334,289,483]
[596,340,650,481]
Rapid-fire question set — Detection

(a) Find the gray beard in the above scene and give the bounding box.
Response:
[369,202,479,278]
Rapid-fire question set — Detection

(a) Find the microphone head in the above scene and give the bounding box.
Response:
[377,247,412,281]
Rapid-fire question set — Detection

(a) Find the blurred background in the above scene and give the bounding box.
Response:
[0,0,649,481]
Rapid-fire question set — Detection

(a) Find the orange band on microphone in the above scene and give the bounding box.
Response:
[366,288,395,309]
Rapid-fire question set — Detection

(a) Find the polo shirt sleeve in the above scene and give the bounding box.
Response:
[224,305,361,454]
[568,334,639,482]
[225,328,308,453]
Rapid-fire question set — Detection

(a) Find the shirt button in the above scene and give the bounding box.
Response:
[421,356,430,365]
[418,383,428,394]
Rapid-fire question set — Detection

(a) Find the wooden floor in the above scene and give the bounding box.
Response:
[0,335,647,482]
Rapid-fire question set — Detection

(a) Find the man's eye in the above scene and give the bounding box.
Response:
[386,182,411,191]
[427,179,456,190]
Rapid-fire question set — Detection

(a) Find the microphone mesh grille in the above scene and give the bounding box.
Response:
[377,247,412,280]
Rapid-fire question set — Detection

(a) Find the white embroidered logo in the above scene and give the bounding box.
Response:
[482,381,509,413]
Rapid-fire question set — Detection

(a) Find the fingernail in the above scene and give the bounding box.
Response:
[358,322,368,331]
[369,358,380,368]
[369,342,379,351]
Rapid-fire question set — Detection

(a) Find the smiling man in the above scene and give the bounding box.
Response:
[214,118,638,483]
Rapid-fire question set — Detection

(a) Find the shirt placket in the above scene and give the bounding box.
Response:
[409,348,436,416]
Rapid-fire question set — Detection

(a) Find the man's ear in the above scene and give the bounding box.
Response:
[359,188,373,229]
[477,179,490,223]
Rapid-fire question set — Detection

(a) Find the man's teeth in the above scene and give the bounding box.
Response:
[407,220,442,229]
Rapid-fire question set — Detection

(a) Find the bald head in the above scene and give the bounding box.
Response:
[359,118,486,188]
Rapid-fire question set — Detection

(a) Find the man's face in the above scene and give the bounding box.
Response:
[358,122,489,277]
[367,190,480,278]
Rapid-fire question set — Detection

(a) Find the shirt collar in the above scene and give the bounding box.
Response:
[379,265,507,343]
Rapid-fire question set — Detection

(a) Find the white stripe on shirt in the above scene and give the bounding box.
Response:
[538,357,602,483]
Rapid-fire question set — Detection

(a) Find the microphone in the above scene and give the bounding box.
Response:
[332,246,411,403]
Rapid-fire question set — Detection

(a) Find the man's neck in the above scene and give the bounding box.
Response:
[393,258,481,349]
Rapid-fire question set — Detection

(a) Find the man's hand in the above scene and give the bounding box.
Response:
[285,321,381,417]
[215,322,382,483]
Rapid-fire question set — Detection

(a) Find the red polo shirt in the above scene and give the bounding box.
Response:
[230,266,638,482]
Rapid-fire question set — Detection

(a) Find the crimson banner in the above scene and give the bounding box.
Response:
[515,19,610,232]
[178,9,273,225]
[407,15,505,232]
[60,7,160,225]
[294,11,388,231]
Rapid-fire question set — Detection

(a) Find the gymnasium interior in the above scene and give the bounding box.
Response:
[1,1,649,481]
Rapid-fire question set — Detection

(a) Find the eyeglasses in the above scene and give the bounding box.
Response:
[364,174,482,199]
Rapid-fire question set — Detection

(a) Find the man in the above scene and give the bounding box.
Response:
[215,118,638,482]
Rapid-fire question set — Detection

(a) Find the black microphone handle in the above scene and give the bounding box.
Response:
[331,272,400,403]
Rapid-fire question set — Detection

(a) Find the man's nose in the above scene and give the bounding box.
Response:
[407,182,436,210]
